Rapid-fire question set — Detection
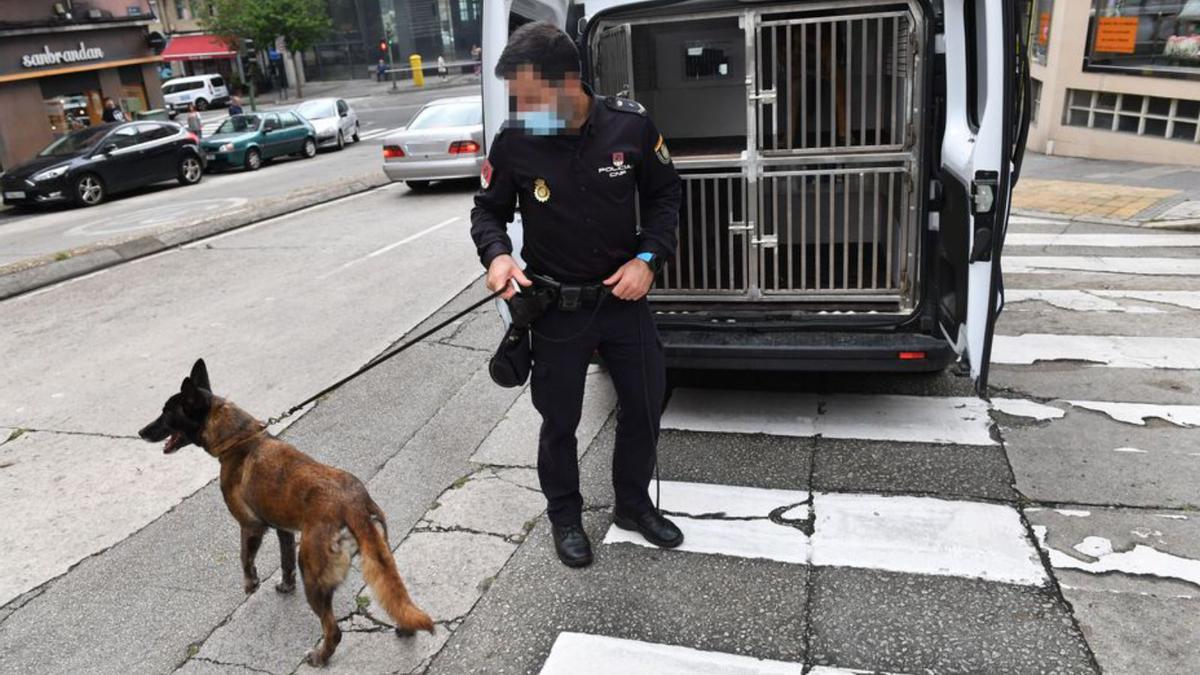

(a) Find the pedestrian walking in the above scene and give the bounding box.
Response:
[437,55,448,81]
[471,23,683,568]
[470,44,482,76]
[185,103,203,137]
[377,58,388,82]
[228,95,243,116]
[101,97,127,123]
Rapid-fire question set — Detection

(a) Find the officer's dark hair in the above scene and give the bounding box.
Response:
[494,22,581,82]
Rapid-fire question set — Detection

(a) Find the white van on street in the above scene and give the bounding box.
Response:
[483,0,1031,394]
[162,74,231,114]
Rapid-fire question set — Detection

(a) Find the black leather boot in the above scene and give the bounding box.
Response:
[613,509,684,549]
[552,523,594,568]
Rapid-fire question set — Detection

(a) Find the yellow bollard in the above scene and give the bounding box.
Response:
[409,54,424,87]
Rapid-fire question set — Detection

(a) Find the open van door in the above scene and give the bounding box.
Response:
[936,0,1029,395]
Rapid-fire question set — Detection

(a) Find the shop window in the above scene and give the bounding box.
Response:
[1029,0,1054,66]
[1031,78,1043,124]
[1064,87,1200,143]
[1086,1,1200,81]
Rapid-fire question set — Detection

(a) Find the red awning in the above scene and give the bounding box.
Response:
[161,35,237,62]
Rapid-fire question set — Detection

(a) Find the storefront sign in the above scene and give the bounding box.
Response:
[1094,16,1139,54]
[21,42,106,68]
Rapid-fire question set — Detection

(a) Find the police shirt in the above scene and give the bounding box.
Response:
[470,94,681,283]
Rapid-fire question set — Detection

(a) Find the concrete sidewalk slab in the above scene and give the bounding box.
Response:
[1013,179,1178,223]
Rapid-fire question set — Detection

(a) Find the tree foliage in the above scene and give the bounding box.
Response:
[194,0,330,55]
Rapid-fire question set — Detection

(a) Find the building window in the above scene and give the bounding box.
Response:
[1031,78,1043,124]
[1064,87,1200,143]
[1086,1,1200,80]
[1029,0,1054,66]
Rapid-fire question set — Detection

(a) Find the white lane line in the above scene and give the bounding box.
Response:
[1006,256,1200,276]
[991,334,1200,369]
[1006,233,1200,248]
[990,397,1200,428]
[358,128,393,140]
[1065,400,1200,427]
[316,216,460,279]
[1032,526,1200,588]
[604,481,1049,587]
[662,389,995,446]
[991,398,1066,421]
[811,492,1047,586]
[1007,289,1200,313]
[540,633,808,674]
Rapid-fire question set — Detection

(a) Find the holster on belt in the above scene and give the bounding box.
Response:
[488,276,557,388]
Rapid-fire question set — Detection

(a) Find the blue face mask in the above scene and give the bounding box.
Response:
[515,109,567,136]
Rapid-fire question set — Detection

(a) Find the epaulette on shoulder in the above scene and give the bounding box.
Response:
[603,96,646,115]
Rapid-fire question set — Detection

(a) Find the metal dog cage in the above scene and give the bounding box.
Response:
[591,1,925,310]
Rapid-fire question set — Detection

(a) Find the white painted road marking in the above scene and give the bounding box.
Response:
[604,481,1049,587]
[317,216,460,279]
[541,632,891,675]
[1032,526,1200,588]
[1006,233,1200,248]
[991,397,1200,427]
[662,389,995,446]
[1006,289,1200,313]
[991,334,1200,369]
[991,398,1066,420]
[1006,256,1200,276]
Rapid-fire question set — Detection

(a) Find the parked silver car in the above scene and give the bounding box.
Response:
[294,97,360,150]
[381,95,483,191]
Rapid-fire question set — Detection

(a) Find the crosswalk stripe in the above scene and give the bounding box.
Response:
[991,334,1200,369]
[1006,256,1200,276]
[603,481,1049,587]
[360,127,405,141]
[662,389,995,446]
[1006,233,1200,247]
[540,633,810,674]
[1005,289,1200,313]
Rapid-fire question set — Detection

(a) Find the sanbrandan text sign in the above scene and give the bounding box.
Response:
[21,42,106,68]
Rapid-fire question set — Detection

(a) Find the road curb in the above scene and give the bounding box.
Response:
[1011,208,1200,232]
[0,171,392,301]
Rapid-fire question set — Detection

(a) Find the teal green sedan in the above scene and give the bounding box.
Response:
[200,112,318,172]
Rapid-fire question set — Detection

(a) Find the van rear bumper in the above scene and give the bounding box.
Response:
[658,328,955,372]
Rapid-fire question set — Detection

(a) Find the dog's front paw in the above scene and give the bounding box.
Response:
[275,579,296,594]
[305,649,327,667]
[394,627,415,638]
[243,577,260,594]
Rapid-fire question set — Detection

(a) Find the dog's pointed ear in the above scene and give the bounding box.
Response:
[190,359,211,392]
[180,376,210,414]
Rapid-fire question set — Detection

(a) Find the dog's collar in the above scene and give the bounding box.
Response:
[207,424,267,457]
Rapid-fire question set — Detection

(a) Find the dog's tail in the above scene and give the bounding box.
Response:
[349,509,435,634]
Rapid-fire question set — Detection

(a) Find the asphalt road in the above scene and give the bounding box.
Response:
[0,83,481,268]
[0,202,1197,674]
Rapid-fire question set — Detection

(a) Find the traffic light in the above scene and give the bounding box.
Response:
[379,40,388,54]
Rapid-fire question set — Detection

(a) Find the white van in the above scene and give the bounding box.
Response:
[482,0,1031,394]
[162,74,231,114]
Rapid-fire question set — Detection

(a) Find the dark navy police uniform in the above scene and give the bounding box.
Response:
[470,95,682,526]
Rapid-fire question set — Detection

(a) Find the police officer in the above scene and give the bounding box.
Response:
[470,22,683,568]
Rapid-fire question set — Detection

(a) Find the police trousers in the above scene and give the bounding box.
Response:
[530,296,666,526]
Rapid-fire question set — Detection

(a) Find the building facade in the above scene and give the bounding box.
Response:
[146,0,235,82]
[0,0,164,171]
[1028,0,1200,165]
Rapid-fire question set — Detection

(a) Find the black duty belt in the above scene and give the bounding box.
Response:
[528,272,609,311]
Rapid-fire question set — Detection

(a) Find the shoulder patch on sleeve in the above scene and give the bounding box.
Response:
[480,158,493,189]
[603,96,646,115]
[653,134,671,165]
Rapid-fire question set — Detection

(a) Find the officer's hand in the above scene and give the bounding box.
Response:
[487,254,531,300]
[603,258,655,301]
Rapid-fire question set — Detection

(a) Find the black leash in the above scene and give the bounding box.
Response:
[265,288,504,427]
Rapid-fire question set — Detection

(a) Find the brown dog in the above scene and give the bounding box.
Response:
[139,359,434,666]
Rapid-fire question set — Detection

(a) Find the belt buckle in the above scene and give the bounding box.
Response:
[559,285,582,311]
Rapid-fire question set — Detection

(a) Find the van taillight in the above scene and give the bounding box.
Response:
[898,351,927,360]
[383,145,405,159]
[448,140,480,155]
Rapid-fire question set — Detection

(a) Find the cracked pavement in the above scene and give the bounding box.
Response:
[2,188,1198,673]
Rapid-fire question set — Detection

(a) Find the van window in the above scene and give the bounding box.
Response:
[211,76,225,88]
[163,80,204,94]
